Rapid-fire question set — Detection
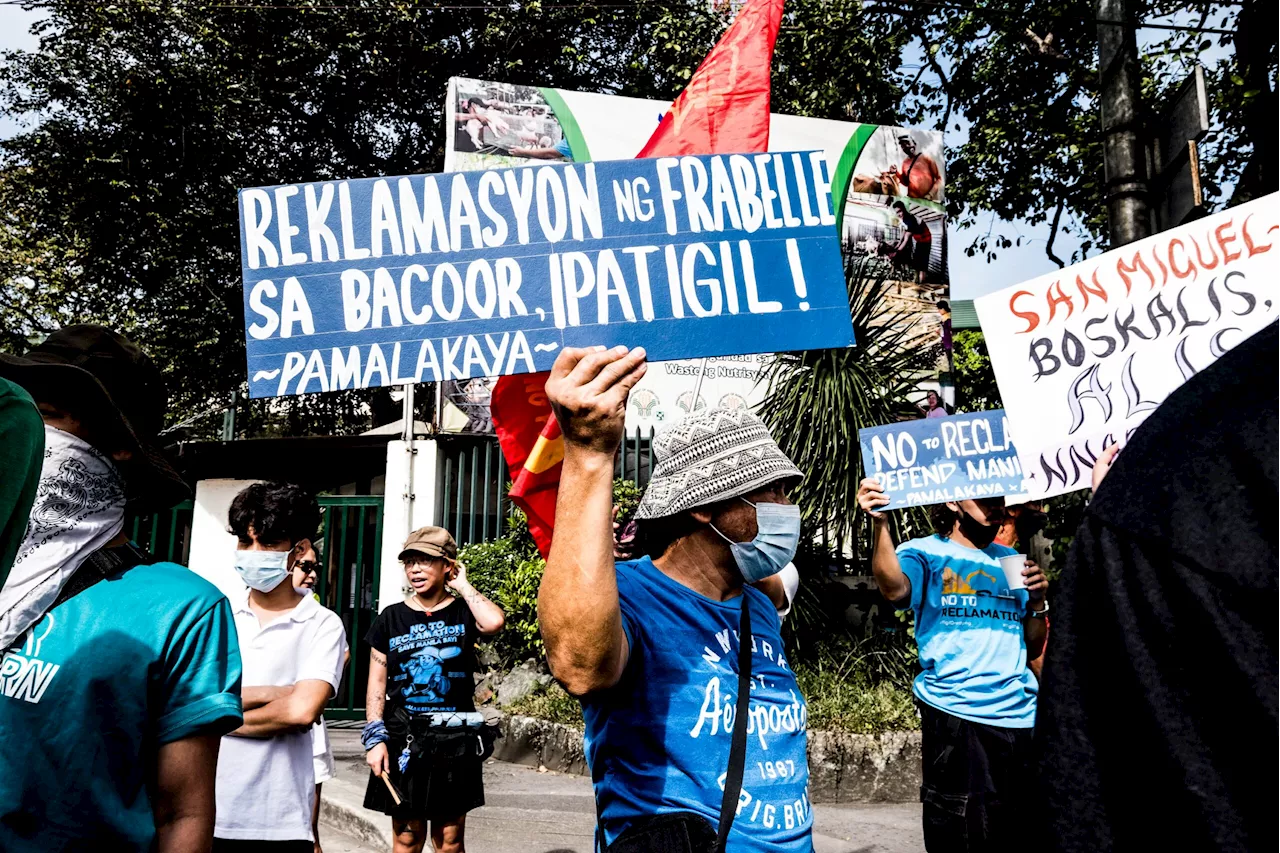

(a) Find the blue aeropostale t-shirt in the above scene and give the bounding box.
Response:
[583,558,812,852]
[0,561,243,851]
[898,535,1037,727]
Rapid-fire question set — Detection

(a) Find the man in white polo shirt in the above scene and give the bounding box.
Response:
[215,482,347,852]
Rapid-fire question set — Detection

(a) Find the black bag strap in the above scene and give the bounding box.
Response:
[714,597,752,853]
[592,596,754,853]
[50,540,151,610]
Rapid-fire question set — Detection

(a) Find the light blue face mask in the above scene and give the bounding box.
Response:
[711,498,802,583]
[235,549,291,592]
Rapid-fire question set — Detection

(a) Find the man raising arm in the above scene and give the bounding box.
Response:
[539,345,648,696]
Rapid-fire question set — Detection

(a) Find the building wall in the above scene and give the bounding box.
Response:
[189,478,258,603]
[377,439,441,613]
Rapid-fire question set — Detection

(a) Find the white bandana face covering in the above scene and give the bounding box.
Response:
[0,426,126,650]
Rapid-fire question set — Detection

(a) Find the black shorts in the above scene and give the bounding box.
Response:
[363,723,487,820]
[910,238,932,272]
[213,841,312,853]
[918,702,1034,853]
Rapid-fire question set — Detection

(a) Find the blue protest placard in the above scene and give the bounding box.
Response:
[238,152,852,398]
[858,411,1027,509]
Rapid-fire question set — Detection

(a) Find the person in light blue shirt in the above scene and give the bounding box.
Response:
[540,345,812,853]
[858,480,1047,852]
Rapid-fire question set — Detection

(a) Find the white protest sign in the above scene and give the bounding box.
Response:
[976,194,1279,498]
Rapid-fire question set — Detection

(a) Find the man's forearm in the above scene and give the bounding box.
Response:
[539,450,627,695]
[241,685,292,710]
[1024,612,1048,659]
[870,521,911,604]
[232,689,324,737]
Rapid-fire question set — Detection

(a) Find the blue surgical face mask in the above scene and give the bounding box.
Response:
[235,549,291,592]
[711,498,802,583]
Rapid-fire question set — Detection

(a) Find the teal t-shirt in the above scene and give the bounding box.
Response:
[0,561,243,850]
[897,535,1037,727]
[0,377,43,588]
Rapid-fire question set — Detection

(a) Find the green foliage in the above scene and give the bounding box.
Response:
[0,0,915,438]
[460,478,644,667]
[951,329,1002,413]
[907,0,1274,261]
[506,682,585,731]
[794,632,920,734]
[459,535,545,668]
[613,479,642,527]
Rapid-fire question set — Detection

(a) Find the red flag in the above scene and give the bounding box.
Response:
[490,0,785,557]
[637,0,785,158]
[490,372,563,558]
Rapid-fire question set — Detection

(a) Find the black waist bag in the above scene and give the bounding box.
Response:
[389,707,501,762]
[598,602,752,853]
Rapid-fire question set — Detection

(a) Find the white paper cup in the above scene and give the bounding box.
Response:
[999,554,1028,591]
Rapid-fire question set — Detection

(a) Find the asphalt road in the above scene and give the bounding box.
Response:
[324,752,924,853]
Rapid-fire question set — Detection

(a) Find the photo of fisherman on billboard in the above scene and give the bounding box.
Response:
[850,128,945,202]
[449,78,573,171]
[844,196,947,286]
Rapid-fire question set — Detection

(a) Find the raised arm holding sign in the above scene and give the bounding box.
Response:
[238,153,851,399]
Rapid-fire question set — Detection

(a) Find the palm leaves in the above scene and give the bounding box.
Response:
[758,256,934,563]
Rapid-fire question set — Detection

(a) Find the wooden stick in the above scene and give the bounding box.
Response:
[380,771,403,806]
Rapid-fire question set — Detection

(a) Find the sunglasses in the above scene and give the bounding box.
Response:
[294,560,320,575]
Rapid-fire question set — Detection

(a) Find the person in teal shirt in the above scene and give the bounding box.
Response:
[0,326,242,852]
[0,377,43,588]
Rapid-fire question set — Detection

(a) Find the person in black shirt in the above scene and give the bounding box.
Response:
[362,526,505,853]
[1034,321,1277,852]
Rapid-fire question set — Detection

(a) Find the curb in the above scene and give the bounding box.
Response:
[491,714,589,776]
[319,775,393,849]
[489,714,921,803]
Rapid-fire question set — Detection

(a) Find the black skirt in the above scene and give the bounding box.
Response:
[363,714,490,820]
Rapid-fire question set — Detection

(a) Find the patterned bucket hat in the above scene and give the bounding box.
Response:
[635,408,803,520]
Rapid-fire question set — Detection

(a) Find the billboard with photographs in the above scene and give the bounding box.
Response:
[443,77,947,430]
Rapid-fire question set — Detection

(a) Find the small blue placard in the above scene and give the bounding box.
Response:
[858,410,1027,509]
[237,152,852,398]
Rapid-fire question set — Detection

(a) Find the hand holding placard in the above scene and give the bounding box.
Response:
[237,153,851,399]
[545,345,648,458]
[856,478,891,521]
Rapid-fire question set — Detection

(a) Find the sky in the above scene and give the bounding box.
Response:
[0,4,1235,302]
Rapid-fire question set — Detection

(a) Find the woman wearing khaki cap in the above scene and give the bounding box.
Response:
[359,526,505,853]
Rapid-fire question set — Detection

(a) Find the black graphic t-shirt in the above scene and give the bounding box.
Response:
[366,600,477,715]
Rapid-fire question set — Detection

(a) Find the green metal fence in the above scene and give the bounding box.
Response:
[438,436,509,548]
[314,495,384,721]
[616,427,656,487]
[127,500,195,564]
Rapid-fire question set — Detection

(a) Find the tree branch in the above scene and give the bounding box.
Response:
[1045,196,1066,269]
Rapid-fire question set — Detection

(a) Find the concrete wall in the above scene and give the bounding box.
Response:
[188,478,258,603]
[376,438,442,613]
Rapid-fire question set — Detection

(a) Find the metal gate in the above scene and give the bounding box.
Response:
[314,495,384,720]
[127,500,195,564]
[438,436,509,548]
[437,428,656,552]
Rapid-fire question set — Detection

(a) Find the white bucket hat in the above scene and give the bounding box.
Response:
[634,407,803,520]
